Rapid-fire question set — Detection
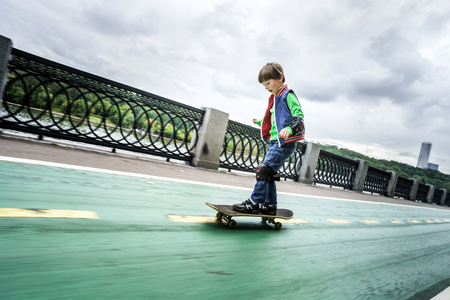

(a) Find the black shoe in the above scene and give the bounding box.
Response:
[259,204,277,215]
[233,199,259,214]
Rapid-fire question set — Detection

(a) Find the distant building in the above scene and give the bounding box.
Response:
[427,162,439,171]
[417,142,432,169]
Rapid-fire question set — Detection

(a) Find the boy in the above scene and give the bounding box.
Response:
[233,62,305,215]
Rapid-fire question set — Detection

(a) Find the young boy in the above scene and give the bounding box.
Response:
[233,62,305,215]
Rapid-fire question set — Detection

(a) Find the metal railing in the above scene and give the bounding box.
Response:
[219,120,305,181]
[363,166,391,195]
[394,176,414,200]
[416,183,430,202]
[1,48,204,161]
[445,194,450,206]
[432,188,443,205]
[314,150,358,189]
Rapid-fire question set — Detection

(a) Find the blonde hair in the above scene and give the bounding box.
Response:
[258,62,285,83]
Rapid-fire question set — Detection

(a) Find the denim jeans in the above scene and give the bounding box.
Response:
[250,141,296,206]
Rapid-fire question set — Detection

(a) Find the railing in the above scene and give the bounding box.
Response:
[394,176,414,200]
[363,166,391,195]
[219,120,305,181]
[1,48,204,161]
[445,194,450,206]
[432,188,443,205]
[314,150,358,189]
[416,183,430,202]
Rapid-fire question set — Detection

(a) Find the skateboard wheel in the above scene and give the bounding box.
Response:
[275,222,282,230]
[228,220,237,229]
[216,212,224,220]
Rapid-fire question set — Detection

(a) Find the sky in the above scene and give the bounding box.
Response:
[1,0,450,174]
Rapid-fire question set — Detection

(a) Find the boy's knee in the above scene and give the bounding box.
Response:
[256,163,276,182]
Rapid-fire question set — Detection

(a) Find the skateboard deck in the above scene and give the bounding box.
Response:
[205,202,293,230]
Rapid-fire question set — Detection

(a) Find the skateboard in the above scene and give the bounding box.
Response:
[205,202,294,230]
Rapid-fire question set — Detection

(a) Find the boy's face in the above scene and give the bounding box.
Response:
[261,75,284,95]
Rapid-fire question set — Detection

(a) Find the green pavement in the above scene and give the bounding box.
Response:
[2,159,450,299]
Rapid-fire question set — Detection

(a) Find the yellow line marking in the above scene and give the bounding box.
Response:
[360,219,380,224]
[168,215,217,223]
[167,215,307,224]
[389,220,402,224]
[326,219,351,224]
[424,220,435,223]
[282,218,309,224]
[434,220,443,223]
[0,208,99,219]
[444,220,450,222]
[407,220,421,223]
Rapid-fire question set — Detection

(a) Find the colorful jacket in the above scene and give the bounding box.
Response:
[261,85,305,146]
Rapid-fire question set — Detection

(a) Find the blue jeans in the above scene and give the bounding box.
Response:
[250,141,296,206]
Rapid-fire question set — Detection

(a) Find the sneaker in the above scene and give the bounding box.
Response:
[259,204,277,215]
[232,198,259,214]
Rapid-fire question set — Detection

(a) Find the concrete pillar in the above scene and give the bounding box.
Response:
[386,171,399,198]
[352,159,369,193]
[426,184,435,204]
[0,35,12,100]
[440,189,448,206]
[409,178,419,201]
[297,142,321,184]
[191,107,229,170]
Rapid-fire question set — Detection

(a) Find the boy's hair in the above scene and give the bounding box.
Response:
[258,62,285,83]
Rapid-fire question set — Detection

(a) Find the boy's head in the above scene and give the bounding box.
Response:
[258,62,285,84]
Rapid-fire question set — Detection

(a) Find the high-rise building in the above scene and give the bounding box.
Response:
[417,142,432,169]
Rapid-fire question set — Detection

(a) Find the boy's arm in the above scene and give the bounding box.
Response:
[283,93,304,136]
[253,119,262,126]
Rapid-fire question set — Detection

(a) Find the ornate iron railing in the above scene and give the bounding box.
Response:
[1,49,204,161]
[445,194,450,207]
[416,183,430,202]
[314,150,358,189]
[394,176,414,200]
[219,120,305,181]
[431,188,443,205]
[363,166,391,195]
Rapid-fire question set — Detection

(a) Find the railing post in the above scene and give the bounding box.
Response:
[440,189,448,206]
[386,171,398,198]
[352,159,369,193]
[409,178,419,201]
[191,107,229,170]
[298,142,321,184]
[426,184,435,204]
[0,35,12,100]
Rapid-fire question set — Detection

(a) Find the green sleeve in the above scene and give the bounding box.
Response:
[286,93,304,118]
[284,93,304,134]
[255,119,262,126]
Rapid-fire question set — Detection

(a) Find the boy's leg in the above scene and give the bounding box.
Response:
[233,144,277,214]
[262,142,296,207]
[233,142,296,214]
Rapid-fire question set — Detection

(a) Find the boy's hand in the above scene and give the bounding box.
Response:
[279,129,291,140]
[252,118,258,124]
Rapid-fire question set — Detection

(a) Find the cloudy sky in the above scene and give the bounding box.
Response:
[1,0,450,174]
